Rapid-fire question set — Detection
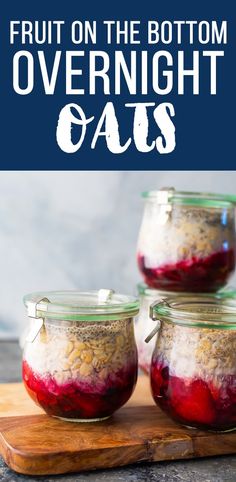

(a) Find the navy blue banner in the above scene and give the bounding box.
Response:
[1,1,235,169]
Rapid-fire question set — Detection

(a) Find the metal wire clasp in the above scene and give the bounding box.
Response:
[157,187,175,225]
[98,289,115,304]
[25,297,50,343]
[144,301,161,344]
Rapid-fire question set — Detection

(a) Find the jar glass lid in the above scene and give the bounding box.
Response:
[138,282,236,299]
[137,282,177,298]
[142,188,236,208]
[24,290,140,321]
[151,295,236,329]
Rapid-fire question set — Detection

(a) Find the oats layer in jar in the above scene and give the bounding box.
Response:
[150,297,236,431]
[22,290,139,422]
[137,191,236,292]
[136,283,236,375]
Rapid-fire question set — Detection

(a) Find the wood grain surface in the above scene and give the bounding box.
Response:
[0,376,235,476]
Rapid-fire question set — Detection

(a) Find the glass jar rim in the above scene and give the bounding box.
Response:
[138,282,178,298]
[142,189,236,208]
[137,282,236,299]
[151,295,236,329]
[24,290,140,322]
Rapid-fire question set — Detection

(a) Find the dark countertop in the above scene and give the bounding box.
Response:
[0,341,236,482]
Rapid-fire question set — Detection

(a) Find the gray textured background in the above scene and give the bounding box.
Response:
[1,170,236,338]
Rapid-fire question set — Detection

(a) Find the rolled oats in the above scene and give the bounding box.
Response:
[138,203,235,267]
[154,321,236,380]
[24,317,137,384]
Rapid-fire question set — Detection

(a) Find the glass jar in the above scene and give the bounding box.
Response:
[137,189,236,292]
[136,283,236,375]
[149,296,236,432]
[22,290,139,422]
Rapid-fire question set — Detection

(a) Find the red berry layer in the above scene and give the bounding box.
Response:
[23,360,137,420]
[137,249,235,292]
[151,358,236,431]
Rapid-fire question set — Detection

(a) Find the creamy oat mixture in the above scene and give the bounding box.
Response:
[24,318,136,385]
[153,321,236,384]
[138,204,235,267]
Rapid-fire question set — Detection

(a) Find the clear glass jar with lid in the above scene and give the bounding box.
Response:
[22,289,139,422]
[136,282,236,375]
[149,296,236,432]
[137,189,236,292]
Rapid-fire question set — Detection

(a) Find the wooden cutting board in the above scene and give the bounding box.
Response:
[0,376,236,476]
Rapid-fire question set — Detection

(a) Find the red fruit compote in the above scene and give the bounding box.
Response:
[149,297,236,431]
